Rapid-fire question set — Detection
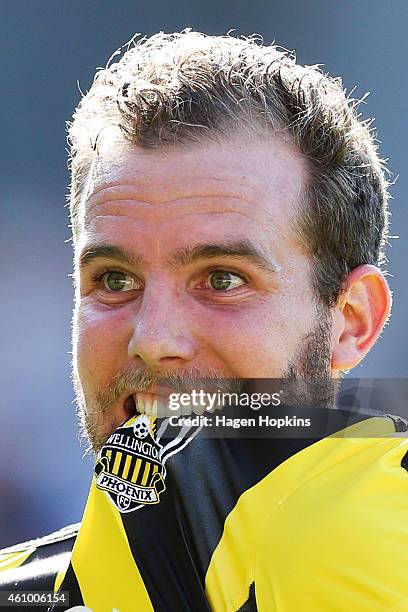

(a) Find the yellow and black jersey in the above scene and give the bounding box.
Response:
[0,522,78,608]
[1,407,408,612]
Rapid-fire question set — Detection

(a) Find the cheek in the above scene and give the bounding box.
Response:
[199,288,315,377]
[74,302,130,383]
[197,302,293,376]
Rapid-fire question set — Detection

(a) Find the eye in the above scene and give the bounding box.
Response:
[102,271,139,292]
[207,270,247,291]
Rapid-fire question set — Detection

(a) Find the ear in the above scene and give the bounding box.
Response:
[331,264,392,372]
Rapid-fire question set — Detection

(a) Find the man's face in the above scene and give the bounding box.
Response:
[72,134,335,452]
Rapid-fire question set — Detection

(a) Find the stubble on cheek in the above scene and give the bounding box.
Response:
[71,304,120,454]
[281,303,340,409]
[71,366,111,455]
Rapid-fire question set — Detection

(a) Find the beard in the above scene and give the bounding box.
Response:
[280,302,340,410]
[72,363,243,455]
[73,303,338,455]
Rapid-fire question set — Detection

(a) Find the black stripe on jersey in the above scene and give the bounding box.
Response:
[143,460,153,484]
[134,459,148,485]
[118,450,128,475]
[47,563,84,612]
[237,583,257,611]
[401,450,408,472]
[128,453,138,481]
[110,449,117,470]
[159,423,202,464]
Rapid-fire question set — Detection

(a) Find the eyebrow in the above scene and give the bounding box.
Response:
[79,244,141,270]
[78,240,279,276]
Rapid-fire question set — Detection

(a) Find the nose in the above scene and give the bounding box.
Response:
[127,281,197,370]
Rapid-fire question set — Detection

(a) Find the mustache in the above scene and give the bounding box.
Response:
[95,364,244,413]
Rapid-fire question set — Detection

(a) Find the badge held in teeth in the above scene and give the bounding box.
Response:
[95,414,166,512]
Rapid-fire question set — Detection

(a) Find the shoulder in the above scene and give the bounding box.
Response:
[0,523,79,591]
[254,418,408,609]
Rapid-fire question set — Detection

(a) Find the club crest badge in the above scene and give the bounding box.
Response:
[95,412,202,513]
[95,414,166,513]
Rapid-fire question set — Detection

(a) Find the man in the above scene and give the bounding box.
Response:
[1,30,407,611]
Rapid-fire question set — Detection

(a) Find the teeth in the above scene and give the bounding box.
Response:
[135,393,148,415]
[134,393,165,417]
[134,392,210,418]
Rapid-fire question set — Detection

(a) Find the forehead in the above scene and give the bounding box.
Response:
[77,134,308,260]
[88,134,305,200]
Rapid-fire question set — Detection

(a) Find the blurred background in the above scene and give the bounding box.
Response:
[1,0,407,548]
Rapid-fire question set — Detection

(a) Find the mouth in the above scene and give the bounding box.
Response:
[123,394,138,419]
[123,390,173,419]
